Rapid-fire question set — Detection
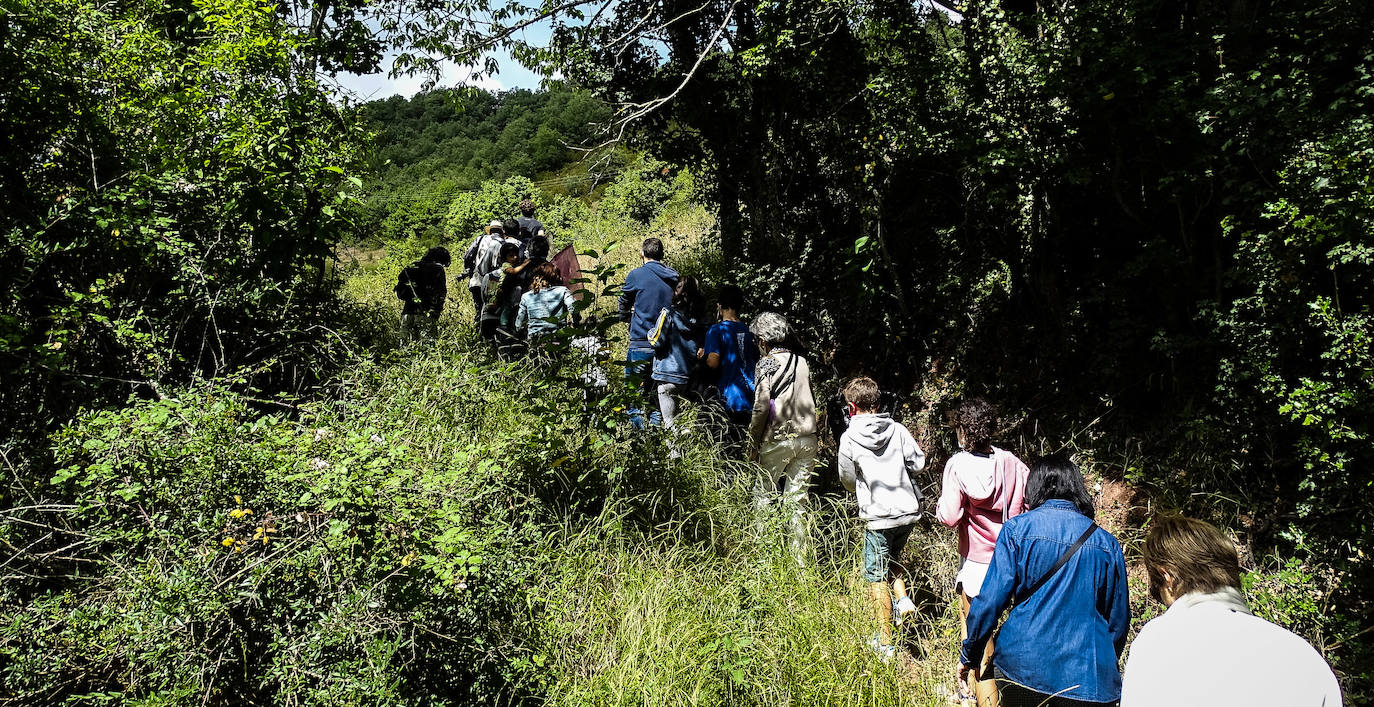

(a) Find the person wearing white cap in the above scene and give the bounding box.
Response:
[467,220,518,326]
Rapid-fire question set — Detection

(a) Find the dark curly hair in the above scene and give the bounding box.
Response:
[952,398,997,453]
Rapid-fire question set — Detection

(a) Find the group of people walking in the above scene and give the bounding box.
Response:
[616,237,1340,707]
[464,200,579,347]
[396,200,579,349]
[839,393,1342,706]
[403,229,1344,707]
[617,237,819,504]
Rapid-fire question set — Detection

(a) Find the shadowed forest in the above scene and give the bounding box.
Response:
[1,0,1371,704]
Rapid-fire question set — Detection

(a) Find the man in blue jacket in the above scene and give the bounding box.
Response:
[618,237,678,427]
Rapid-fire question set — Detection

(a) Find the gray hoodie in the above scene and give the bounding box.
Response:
[838,413,927,529]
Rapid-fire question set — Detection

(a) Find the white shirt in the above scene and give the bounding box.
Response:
[468,235,518,290]
[1121,588,1343,707]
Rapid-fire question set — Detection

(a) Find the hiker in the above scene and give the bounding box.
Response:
[618,237,679,428]
[650,276,705,455]
[1121,516,1343,707]
[395,246,450,344]
[503,217,524,256]
[960,454,1129,707]
[936,398,1030,706]
[702,284,758,448]
[494,231,544,332]
[514,233,551,298]
[481,241,523,344]
[468,220,516,326]
[748,312,818,558]
[516,198,546,248]
[837,376,926,661]
[516,261,578,343]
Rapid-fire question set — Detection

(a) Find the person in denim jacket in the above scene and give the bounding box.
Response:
[650,276,705,452]
[960,454,1130,707]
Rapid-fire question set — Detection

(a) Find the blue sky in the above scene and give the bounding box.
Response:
[333,25,553,101]
[331,2,960,102]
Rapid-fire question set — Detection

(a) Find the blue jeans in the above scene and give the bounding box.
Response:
[625,347,660,428]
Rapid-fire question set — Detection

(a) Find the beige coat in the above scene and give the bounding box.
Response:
[749,349,818,449]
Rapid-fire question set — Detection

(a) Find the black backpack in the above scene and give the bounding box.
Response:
[461,235,486,276]
[394,261,430,303]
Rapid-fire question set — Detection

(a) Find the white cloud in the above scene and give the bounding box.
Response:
[335,56,506,101]
[392,60,505,97]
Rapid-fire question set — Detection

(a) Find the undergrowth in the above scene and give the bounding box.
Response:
[3,164,1363,704]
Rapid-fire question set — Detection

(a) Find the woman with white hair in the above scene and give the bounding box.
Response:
[748,311,817,558]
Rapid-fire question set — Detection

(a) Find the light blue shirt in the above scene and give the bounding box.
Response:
[516,286,575,337]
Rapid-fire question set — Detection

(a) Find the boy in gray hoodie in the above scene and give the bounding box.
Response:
[837,376,926,659]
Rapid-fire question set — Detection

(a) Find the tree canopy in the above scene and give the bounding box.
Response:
[1,0,1371,701]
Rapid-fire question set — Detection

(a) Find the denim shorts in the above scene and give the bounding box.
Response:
[862,523,914,582]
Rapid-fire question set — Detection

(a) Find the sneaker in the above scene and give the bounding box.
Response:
[866,635,897,662]
[893,595,917,626]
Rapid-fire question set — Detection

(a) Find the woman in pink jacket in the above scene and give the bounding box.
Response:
[937,398,1029,707]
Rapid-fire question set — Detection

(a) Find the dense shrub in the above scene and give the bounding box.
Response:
[0,0,369,442]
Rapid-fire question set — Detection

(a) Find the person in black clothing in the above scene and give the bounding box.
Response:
[396,246,450,345]
[516,198,545,244]
[503,217,524,256]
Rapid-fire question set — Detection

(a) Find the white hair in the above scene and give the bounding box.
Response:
[750,311,791,344]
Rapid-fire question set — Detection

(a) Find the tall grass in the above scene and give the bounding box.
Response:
[333,172,975,705]
[531,456,966,706]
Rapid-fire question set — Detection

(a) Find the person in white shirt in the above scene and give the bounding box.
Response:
[1121,515,1343,707]
[468,220,519,324]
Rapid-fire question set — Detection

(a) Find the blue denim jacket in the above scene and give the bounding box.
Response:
[961,499,1130,703]
[651,308,700,385]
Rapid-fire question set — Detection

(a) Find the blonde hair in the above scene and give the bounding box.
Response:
[1143,515,1242,597]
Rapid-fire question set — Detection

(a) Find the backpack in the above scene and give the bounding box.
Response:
[516,216,544,241]
[461,234,486,276]
[394,261,430,303]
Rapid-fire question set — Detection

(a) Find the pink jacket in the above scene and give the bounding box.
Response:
[936,447,1030,563]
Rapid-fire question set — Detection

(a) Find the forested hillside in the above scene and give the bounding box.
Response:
[361,87,610,195]
[356,87,616,244]
[1,0,1370,704]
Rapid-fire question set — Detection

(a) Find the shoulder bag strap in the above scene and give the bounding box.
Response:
[1012,522,1100,608]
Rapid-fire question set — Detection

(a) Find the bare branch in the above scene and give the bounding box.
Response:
[595,1,740,147]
